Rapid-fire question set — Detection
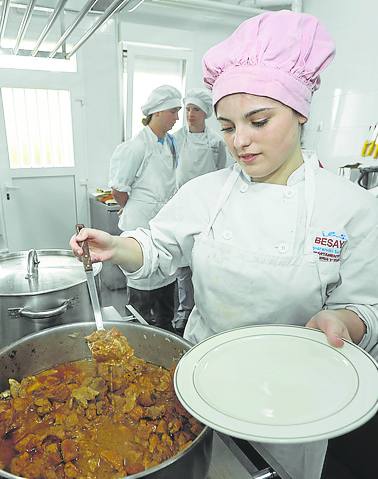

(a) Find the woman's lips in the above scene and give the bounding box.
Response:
[239,153,260,164]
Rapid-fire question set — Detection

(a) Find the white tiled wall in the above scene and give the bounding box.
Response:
[303,0,378,172]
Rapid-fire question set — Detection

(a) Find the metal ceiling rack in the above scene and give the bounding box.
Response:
[13,0,36,54]
[0,0,300,60]
[65,0,141,59]
[31,0,68,57]
[48,0,98,58]
[0,0,145,59]
[0,0,10,44]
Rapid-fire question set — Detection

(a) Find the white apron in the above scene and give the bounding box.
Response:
[120,131,177,290]
[175,129,224,314]
[176,129,219,188]
[187,162,327,479]
[119,144,176,232]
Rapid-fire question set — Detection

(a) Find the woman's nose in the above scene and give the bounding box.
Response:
[233,126,252,150]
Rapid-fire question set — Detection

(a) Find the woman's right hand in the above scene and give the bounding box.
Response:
[70,227,116,263]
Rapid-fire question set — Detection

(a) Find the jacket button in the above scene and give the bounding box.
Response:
[284,188,295,198]
[276,243,288,254]
[223,231,233,240]
[240,184,248,193]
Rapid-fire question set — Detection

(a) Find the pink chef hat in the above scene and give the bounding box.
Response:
[202,10,335,118]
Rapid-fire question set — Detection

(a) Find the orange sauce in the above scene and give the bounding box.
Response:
[0,358,202,479]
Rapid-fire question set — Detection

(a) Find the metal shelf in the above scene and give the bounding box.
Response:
[0,0,144,58]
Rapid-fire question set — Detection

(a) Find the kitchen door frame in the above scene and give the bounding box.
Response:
[0,68,89,253]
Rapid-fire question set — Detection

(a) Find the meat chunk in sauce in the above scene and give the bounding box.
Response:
[86,328,134,363]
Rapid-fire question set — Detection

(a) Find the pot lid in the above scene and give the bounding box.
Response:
[0,249,102,296]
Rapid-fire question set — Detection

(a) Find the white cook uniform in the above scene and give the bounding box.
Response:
[174,126,231,326]
[174,126,230,188]
[108,126,177,290]
[122,152,378,478]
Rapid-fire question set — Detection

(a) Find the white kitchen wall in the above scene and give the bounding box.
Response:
[302,0,378,172]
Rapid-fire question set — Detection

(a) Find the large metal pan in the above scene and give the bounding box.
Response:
[0,321,213,479]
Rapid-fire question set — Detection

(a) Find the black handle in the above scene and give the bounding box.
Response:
[357,171,367,188]
[75,224,93,272]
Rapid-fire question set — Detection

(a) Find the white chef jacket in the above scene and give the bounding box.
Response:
[122,152,378,478]
[125,152,378,354]
[174,126,230,188]
[108,126,177,289]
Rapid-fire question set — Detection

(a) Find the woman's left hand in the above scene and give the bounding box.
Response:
[306,310,352,348]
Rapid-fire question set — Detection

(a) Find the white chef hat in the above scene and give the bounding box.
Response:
[141,85,182,116]
[184,88,213,118]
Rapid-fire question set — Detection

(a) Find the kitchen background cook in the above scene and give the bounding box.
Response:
[108,85,181,333]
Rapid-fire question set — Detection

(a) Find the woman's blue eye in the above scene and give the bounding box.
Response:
[220,127,234,132]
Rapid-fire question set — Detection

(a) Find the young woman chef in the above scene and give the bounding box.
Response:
[72,11,378,479]
[108,85,181,331]
[173,88,230,334]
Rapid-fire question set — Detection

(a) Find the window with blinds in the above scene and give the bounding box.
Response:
[1,87,75,169]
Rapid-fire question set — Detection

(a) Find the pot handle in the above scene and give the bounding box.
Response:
[19,299,72,320]
[125,304,149,325]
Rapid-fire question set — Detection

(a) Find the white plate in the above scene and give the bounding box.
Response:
[174,325,378,443]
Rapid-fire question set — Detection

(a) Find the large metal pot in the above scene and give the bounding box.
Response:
[0,250,102,348]
[0,321,213,479]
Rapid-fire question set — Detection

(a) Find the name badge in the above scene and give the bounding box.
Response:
[313,230,348,262]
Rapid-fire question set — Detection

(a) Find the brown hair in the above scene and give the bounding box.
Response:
[142,114,152,126]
